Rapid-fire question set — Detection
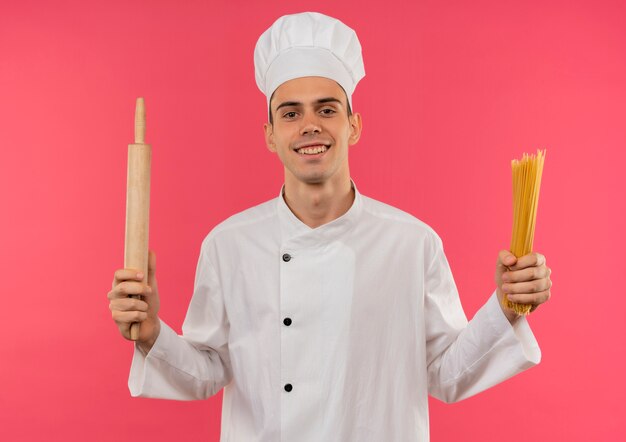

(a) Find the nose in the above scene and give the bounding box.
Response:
[299,112,322,136]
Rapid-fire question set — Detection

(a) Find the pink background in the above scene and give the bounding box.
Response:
[1,0,625,440]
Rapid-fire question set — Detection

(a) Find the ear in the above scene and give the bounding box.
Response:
[348,112,362,146]
[264,122,276,153]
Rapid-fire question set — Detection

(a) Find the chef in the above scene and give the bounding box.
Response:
[108,12,552,441]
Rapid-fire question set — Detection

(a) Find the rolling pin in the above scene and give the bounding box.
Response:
[124,98,151,341]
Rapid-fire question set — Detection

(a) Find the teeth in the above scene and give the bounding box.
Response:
[296,145,327,155]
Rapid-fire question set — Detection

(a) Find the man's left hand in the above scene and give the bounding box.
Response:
[495,250,552,323]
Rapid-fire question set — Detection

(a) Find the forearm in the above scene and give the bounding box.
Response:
[428,292,540,403]
[502,304,521,324]
[129,319,232,400]
[136,319,161,354]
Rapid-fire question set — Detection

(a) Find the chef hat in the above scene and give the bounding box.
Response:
[254,12,365,111]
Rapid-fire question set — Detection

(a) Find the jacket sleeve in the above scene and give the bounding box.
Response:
[424,231,541,404]
[128,241,233,400]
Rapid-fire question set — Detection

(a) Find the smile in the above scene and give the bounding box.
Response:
[294,144,330,155]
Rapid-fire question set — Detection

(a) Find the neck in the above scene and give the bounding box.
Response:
[282,175,355,229]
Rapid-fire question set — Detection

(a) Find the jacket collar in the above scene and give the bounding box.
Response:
[276,178,363,246]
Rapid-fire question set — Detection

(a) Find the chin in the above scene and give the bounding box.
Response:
[294,171,329,185]
[300,176,327,185]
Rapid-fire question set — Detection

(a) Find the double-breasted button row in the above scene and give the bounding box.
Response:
[282,252,293,392]
[282,319,293,392]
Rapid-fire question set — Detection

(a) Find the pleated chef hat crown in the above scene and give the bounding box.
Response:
[254,12,365,111]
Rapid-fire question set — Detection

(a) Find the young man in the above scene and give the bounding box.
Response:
[108,12,552,441]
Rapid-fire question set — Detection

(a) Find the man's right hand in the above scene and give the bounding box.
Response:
[108,250,161,352]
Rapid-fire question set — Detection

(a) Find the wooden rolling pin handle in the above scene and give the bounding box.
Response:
[129,313,141,341]
[125,97,151,341]
[135,98,145,144]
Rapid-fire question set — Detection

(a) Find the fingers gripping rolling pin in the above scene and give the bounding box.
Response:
[124,98,151,341]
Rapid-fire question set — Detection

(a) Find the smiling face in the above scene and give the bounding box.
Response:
[264,76,362,187]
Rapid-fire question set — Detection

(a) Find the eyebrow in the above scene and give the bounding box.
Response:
[275,97,343,111]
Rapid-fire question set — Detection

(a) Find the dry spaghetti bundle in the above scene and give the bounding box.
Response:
[503,149,546,315]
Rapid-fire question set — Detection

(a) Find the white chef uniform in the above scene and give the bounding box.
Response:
[129,179,541,441]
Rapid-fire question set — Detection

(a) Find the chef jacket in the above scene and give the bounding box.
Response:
[129,179,541,441]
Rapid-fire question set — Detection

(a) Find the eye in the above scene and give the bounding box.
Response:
[320,108,336,116]
[282,111,298,119]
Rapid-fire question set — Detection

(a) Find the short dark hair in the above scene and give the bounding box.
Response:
[268,90,353,125]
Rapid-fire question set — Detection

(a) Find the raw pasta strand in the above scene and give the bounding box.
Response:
[503,149,546,315]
